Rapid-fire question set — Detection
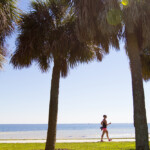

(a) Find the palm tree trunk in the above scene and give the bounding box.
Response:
[127,33,149,150]
[45,59,60,150]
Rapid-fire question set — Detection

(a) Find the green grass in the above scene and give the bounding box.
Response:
[0,142,139,150]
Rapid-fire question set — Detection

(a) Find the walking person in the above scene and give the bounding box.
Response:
[100,115,112,142]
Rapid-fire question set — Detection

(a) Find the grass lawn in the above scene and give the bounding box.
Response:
[0,142,140,150]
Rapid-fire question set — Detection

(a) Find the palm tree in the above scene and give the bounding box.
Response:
[0,0,19,69]
[75,0,149,149]
[11,0,102,150]
[122,1,150,149]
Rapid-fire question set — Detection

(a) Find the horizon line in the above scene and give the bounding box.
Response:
[0,122,139,125]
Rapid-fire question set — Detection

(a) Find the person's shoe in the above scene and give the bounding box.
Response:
[101,140,104,142]
[109,139,112,142]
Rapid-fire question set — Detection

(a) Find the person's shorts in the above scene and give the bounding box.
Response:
[102,128,107,131]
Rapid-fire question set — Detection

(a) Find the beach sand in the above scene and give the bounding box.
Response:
[0,130,149,143]
[0,130,136,140]
[0,138,137,143]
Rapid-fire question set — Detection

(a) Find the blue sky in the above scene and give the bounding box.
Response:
[0,0,150,124]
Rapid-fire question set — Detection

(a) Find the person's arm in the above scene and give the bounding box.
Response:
[107,122,111,126]
[101,121,103,125]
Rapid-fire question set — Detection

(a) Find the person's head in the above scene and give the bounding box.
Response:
[103,115,107,119]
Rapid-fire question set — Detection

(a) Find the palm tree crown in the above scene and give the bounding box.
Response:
[0,0,19,69]
[75,0,122,53]
[11,0,96,75]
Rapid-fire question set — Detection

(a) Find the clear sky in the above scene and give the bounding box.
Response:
[0,0,150,124]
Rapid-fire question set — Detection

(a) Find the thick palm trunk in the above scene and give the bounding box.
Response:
[45,59,60,150]
[127,33,149,150]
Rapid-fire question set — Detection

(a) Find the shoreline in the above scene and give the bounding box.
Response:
[1,138,150,143]
[0,139,136,143]
[0,137,137,140]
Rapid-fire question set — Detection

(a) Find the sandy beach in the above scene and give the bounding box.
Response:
[0,128,137,140]
[0,138,137,143]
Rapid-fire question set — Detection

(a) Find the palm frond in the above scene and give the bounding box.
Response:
[141,48,150,81]
[11,2,54,71]
[122,0,150,50]
[75,0,122,55]
[0,52,5,70]
[0,0,20,68]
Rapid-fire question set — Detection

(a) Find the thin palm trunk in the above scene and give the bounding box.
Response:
[127,33,149,150]
[45,59,60,150]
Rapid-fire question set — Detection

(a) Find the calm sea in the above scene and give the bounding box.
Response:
[0,124,150,139]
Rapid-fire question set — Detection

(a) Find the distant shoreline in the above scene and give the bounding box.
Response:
[0,139,137,143]
[0,137,137,140]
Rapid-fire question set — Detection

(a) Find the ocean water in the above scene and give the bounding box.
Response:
[0,124,149,139]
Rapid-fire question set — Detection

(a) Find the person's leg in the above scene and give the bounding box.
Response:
[106,130,112,141]
[106,130,109,140]
[101,130,105,141]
